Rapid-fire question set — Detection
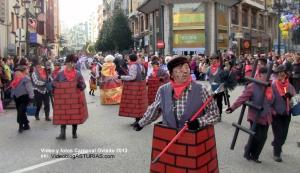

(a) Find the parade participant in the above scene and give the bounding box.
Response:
[53,54,88,140]
[51,59,62,80]
[99,55,122,104]
[226,67,274,163]
[31,57,51,121]
[271,65,296,162]
[134,55,219,129]
[118,54,148,126]
[291,53,300,93]
[207,54,224,121]
[89,61,97,96]
[10,64,34,133]
[133,56,220,172]
[147,57,169,105]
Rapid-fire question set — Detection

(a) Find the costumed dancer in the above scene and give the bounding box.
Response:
[31,57,51,121]
[271,65,296,162]
[118,54,148,125]
[53,54,88,140]
[134,56,220,173]
[89,61,97,96]
[51,59,63,80]
[99,55,122,104]
[207,54,225,121]
[226,67,274,163]
[147,56,169,105]
[10,64,34,133]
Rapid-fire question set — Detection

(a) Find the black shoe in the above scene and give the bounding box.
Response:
[252,159,262,164]
[18,125,23,133]
[56,126,66,140]
[243,153,251,161]
[35,116,40,120]
[273,156,282,162]
[45,117,51,121]
[92,93,95,96]
[89,91,92,95]
[72,133,77,139]
[297,142,300,148]
[23,124,30,130]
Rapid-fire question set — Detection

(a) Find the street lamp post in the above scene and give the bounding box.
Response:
[13,0,41,58]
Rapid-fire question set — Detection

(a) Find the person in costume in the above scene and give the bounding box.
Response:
[207,54,224,121]
[134,55,219,130]
[271,65,296,162]
[89,61,97,96]
[133,56,220,172]
[226,67,275,163]
[10,64,34,133]
[31,57,51,121]
[99,55,122,104]
[53,54,88,140]
[118,54,148,125]
[147,56,169,105]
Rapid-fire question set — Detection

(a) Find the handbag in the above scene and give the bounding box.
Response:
[290,94,300,116]
[26,103,37,116]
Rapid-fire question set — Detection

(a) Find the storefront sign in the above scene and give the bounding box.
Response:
[29,32,43,45]
[156,40,165,49]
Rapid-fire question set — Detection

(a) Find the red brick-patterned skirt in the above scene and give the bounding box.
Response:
[53,81,89,125]
[119,81,148,118]
[150,123,219,173]
[147,77,161,105]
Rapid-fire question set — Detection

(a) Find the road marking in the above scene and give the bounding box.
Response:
[10,158,67,173]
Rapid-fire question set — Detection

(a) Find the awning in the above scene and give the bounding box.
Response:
[137,0,161,14]
[215,0,242,6]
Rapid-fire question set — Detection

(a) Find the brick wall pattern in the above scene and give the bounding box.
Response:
[150,123,219,173]
[119,81,148,118]
[53,81,89,125]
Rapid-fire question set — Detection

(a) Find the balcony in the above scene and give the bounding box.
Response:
[243,0,265,10]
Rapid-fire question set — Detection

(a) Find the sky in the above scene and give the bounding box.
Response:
[59,0,102,27]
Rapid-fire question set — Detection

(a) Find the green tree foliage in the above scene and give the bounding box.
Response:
[111,10,133,52]
[95,10,133,52]
[95,19,115,52]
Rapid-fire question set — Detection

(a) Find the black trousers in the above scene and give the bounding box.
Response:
[272,115,291,156]
[34,90,50,117]
[245,122,269,160]
[14,95,29,125]
[214,92,224,116]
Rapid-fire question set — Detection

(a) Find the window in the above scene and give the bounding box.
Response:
[258,14,264,30]
[231,6,238,25]
[251,11,257,28]
[11,12,16,33]
[0,0,5,23]
[242,8,248,27]
[145,14,149,30]
[141,15,144,32]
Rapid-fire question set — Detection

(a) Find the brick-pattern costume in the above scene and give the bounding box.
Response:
[151,123,218,173]
[53,71,88,125]
[119,62,148,118]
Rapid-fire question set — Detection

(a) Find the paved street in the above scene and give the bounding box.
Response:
[0,71,300,173]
